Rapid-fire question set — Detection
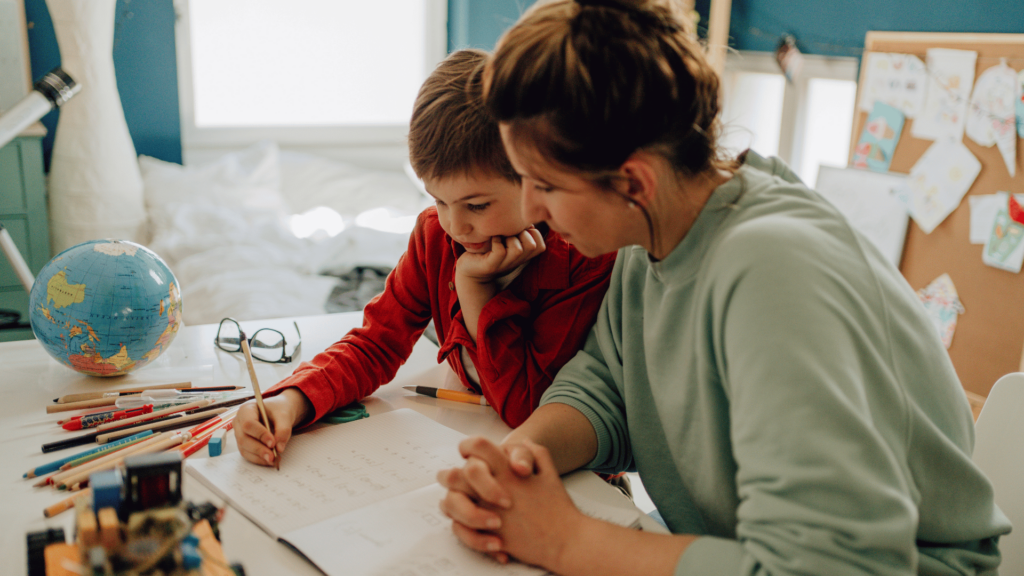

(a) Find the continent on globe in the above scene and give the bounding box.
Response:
[46,270,87,309]
[29,240,183,377]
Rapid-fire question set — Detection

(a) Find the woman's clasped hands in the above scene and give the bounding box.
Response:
[436,437,589,572]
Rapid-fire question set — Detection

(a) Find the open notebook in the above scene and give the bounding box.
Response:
[186,409,641,575]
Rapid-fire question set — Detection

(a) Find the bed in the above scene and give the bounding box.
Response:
[139,142,432,326]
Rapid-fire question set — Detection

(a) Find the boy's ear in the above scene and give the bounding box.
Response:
[618,153,660,208]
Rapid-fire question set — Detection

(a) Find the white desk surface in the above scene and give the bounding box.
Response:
[1,312,659,575]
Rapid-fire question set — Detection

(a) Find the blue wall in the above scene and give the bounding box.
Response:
[23,0,1024,170]
[24,0,181,168]
[708,0,1024,58]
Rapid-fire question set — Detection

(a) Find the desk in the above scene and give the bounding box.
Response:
[1,312,660,575]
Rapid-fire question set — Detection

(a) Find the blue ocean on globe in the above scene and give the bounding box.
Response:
[29,240,183,377]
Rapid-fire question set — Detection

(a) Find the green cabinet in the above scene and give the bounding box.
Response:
[0,132,50,342]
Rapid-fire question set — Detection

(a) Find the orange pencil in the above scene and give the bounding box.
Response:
[402,385,489,406]
[43,489,91,518]
[178,417,236,459]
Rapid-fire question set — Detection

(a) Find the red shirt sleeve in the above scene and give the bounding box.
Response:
[268,212,435,423]
[451,250,616,427]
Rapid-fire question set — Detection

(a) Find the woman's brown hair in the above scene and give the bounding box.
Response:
[484,0,727,181]
[409,49,519,183]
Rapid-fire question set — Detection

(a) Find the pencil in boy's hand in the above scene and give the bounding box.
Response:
[240,336,279,470]
[402,385,489,406]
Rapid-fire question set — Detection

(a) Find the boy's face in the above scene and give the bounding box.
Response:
[424,172,530,254]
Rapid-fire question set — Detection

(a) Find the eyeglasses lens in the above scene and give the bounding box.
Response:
[216,320,242,352]
[251,329,285,362]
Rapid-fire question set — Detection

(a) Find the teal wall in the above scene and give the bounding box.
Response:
[22,0,1024,170]
[24,0,181,168]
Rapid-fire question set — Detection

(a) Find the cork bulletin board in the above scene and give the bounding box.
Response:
[851,32,1024,400]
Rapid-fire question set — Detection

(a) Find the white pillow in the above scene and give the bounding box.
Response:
[140,141,289,220]
[278,150,429,218]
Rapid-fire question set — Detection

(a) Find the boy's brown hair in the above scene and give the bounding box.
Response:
[408,49,519,183]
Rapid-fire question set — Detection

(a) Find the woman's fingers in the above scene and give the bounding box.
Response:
[504,443,538,477]
[440,488,503,531]
[450,517,505,554]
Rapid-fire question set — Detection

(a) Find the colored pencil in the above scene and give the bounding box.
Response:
[24,431,154,478]
[56,432,187,491]
[54,381,193,403]
[49,432,168,488]
[179,418,237,459]
[240,337,278,469]
[42,408,208,453]
[94,398,212,432]
[96,409,227,443]
[46,397,119,414]
[43,488,91,518]
[402,385,489,406]
[62,405,154,431]
[59,433,156,471]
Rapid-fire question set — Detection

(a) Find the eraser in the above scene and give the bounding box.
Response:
[208,437,223,457]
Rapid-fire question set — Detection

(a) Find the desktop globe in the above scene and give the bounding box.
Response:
[29,240,183,377]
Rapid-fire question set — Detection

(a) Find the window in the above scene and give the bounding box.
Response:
[719,51,859,186]
[173,0,447,160]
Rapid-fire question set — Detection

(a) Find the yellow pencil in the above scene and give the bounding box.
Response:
[402,385,489,406]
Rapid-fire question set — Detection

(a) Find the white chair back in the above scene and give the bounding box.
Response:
[974,372,1024,574]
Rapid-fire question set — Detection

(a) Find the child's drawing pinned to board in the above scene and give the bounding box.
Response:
[916,273,964,350]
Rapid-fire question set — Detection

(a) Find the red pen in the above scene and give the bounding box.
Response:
[62,405,154,431]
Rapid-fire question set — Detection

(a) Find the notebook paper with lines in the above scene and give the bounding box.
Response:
[186,409,641,575]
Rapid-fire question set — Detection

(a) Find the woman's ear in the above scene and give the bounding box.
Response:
[619,153,660,208]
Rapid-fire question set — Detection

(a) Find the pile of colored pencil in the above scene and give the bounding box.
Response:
[28,382,247,519]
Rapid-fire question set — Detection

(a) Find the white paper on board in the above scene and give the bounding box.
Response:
[814,166,909,267]
[911,48,977,142]
[893,141,981,234]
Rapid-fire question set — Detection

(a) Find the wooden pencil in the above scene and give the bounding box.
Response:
[46,397,118,413]
[55,381,193,404]
[57,432,187,490]
[240,337,278,470]
[49,432,167,487]
[43,488,91,518]
[94,398,211,432]
[96,409,226,443]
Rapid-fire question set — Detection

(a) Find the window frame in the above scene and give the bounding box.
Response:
[172,0,448,155]
[721,50,860,177]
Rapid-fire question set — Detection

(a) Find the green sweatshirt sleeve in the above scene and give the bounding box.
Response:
[680,218,921,575]
[541,249,634,474]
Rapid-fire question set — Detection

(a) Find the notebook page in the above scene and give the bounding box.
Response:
[282,483,550,576]
[281,480,643,575]
[185,409,466,538]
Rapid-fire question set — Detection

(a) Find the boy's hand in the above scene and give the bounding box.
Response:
[234,388,313,466]
[457,227,546,284]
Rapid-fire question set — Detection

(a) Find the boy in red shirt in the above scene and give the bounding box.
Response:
[234,49,615,467]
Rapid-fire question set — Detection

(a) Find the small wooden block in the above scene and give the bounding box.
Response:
[76,510,98,548]
[44,542,81,576]
[97,507,121,549]
[193,519,235,576]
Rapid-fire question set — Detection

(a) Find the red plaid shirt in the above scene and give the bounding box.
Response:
[271,208,615,427]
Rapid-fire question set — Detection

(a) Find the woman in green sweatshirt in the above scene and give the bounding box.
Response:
[436,0,1011,575]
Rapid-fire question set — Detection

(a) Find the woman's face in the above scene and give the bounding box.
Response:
[500,125,639,258]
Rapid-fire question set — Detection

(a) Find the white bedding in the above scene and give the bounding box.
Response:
[139,142,431,326]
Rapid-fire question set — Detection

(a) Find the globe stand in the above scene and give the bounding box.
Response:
[0,223,34,292]
[0,223,32,331]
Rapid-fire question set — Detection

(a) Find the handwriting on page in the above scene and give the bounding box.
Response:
[284,484,550,576]
[186,409,468,537]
